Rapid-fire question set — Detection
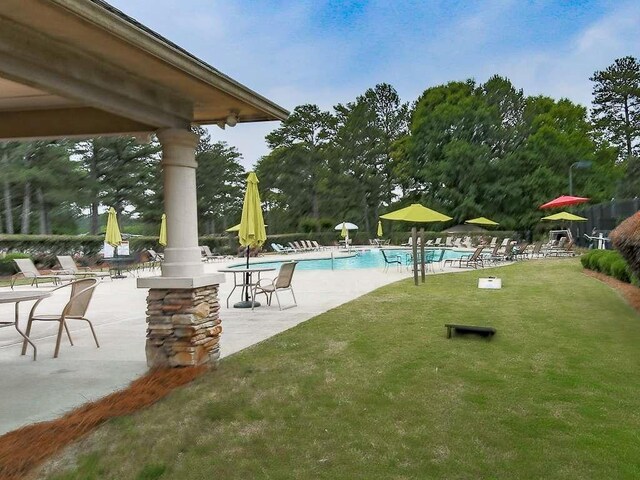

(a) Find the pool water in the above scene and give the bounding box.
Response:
[229,248,469,271]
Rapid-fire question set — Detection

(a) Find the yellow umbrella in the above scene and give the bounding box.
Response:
[159,214,167,246]
[239,171,267,249]
[377,220,383,237]
[226,223,241,232]
[541,212,587,221]
[465,216,499,226]
[380,203,452,222]
[105,207,122,247]
[340,222,348,238]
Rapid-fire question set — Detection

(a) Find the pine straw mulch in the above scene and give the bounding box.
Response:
[583,269,640,314]
[0,365,207,480]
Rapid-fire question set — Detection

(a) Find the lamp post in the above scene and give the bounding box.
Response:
[569,160,592,196]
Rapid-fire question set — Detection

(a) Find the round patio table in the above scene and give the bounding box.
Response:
[218,266,276,309]
[0,290,52,360]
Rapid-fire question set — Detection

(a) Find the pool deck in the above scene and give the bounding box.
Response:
[0,247,495,435]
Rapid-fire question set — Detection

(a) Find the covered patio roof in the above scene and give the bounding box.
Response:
[0,0,288,140]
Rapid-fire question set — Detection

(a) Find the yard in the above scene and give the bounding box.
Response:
[41,259,640,479]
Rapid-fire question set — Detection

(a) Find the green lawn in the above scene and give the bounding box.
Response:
[44,259,640,479]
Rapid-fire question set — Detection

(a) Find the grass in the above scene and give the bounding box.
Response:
[41,259,640,479]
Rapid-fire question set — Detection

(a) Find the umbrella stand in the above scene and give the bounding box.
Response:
[233,245,261,309]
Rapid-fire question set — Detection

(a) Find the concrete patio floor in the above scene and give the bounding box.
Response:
[0,249,487,435]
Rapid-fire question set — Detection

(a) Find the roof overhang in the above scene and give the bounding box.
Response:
[0,0,289,140]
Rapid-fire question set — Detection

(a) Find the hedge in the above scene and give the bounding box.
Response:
[581,249,636,285]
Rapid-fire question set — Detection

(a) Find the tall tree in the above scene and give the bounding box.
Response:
[258,104,335,229]
[590,56,640,160]
[194,127,245,234]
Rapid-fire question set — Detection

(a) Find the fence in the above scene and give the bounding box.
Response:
[571,198,640,246]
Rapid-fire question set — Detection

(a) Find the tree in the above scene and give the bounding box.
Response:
[194,127,245,234]
[258,104,335,230]
[590,56,640,160]
[77,136,160,232]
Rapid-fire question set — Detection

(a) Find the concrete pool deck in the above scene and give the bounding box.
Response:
[0,248,491,435]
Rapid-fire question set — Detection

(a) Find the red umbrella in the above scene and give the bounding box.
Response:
[539,195,589,209]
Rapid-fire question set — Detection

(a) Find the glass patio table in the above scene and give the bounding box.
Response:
[0,290,52,360]
[218,266,276,309]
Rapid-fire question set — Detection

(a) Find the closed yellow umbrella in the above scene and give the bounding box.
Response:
[465,216,499,226]
[105,207,122,247]
[159,214,167,247]
[340,222,348,238]
[236,172,267,308]
[239,172,267,249]
[377,220,383,237]
[541,212,587,221]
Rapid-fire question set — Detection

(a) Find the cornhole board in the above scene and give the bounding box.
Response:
[445,324,496,339]
[478,277,501,289]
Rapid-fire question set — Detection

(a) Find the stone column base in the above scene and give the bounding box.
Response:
[145,285,221,368]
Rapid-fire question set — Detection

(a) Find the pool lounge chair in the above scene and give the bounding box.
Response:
[434,237,442,246]
[459,246,486,269]
[311,240,326,251]
[11,258,74,289]
[56,256,112,280]
[271,243,294,254]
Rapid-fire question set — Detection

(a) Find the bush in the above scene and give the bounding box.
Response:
[0,252,31,275]
[581,249,635,285]
[610,259,631,283]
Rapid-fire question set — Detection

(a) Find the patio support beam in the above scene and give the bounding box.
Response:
[157,128,203,278]
[0,16,192,134]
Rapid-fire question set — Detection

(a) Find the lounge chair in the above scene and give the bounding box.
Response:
[271,243,294,254]
[381,250,402,272]
[425,239,434,246]
[489,237,498,247]
[22,278,99,359]
[56,255,112,280]
[445,236,453,247]
[311,240,326,251]
[452,237,462,248]
[252,261,298,311]
[11,258,74,289]
[528,241,545,259]
[434,237,442,246]
[458,246,486,269]
[201,245,223,262]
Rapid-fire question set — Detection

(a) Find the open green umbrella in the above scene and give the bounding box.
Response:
[380,203,452,223]
[381,204,452,285]
[377,220,383,237]
[105,207,122,249]
[465,216,499,226]
[541,212,587,221]
[237,172,267,307]
[159,214,167,247]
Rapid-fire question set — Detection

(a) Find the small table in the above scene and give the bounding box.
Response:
[0,290,52,360]
[218,267,276,309]
[106,256,135,279]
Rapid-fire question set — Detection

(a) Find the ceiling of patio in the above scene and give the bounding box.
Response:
[0,0,288,140]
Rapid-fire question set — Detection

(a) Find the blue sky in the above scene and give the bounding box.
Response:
[108,0,640,168]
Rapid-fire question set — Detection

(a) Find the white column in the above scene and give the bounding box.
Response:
[157,128,203,278]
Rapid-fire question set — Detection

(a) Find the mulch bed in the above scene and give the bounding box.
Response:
[0,366,207,480]
[583,269,640,314]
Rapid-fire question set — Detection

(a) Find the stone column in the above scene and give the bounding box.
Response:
[137,127,225,368]
[156,128,203,278]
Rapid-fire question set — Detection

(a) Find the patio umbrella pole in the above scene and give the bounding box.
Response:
[245,245,250,303]
[412,227,418,286]
[419,227,425,283]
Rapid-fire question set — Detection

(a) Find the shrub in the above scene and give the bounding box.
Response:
[610,259,631,283]
[0,252,31,275]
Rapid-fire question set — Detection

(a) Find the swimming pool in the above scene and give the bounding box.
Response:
[228,248,469,271]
